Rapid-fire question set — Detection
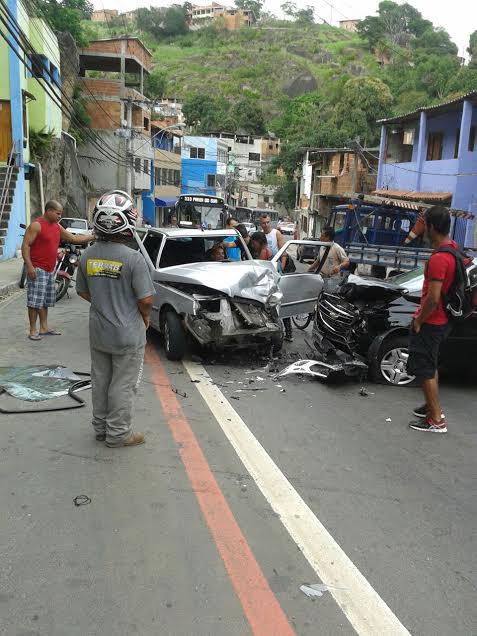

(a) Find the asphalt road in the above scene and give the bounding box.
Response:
[0,289,476,636]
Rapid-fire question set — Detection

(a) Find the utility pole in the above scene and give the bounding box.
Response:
[125,98,132,195]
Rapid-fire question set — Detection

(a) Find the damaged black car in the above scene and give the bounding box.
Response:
[312,264,477,386]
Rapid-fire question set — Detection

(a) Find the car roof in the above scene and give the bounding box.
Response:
[146,228,238,238]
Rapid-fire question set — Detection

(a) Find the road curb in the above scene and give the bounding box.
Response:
[0,281,20,299]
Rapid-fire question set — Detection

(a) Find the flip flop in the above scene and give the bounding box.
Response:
[28,334,42,341]
[39,330,62,336]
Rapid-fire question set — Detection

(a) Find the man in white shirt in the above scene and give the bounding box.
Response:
[307,226,350,278]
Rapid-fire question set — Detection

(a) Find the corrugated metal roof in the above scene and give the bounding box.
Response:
[373,189,452,203]
[377,90,477,125]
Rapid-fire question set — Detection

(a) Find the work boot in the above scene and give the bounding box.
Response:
[106,432,145,448]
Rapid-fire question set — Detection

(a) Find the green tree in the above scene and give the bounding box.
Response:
[468,30,477,68]
[37,0,93,46]
[144,70,168,101]
[413,28,458,56]
[334,76,393,144]
[357,1,432,49]
[234,0,263,19]
[231,97,265,134]
[445,67,477,95]
[414,54,461,99]
[295,5,314,24]
[162,5,189,36]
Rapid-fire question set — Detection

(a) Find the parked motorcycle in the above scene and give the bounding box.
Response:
[55,243,81,301]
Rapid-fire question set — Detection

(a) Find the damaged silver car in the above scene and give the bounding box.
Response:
[133,228,329,360]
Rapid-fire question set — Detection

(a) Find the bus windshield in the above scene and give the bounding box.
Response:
[176,196,226,229]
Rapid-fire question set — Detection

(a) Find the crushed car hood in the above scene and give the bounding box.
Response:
[154,261,282,305]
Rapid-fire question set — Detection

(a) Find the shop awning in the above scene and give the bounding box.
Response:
[154,197,177,207]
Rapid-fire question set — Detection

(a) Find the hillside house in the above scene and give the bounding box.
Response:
[151,122,182,226]
[376,92,477,219]
[181,136,229,198]
[297,148,378,237]
[189,3,255,30]
[77,37,153,219]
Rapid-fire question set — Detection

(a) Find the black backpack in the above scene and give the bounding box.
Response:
[435,245,477,322]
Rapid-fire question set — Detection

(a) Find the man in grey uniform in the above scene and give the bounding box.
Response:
[76,191,154,448]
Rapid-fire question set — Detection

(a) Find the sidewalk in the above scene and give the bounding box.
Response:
[0,257,23,298]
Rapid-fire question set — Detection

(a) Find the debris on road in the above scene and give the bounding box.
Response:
[386,417,392,422]
[73,495,91,507]
[278,357,367,382]
[230,396,240,400]
[171,387,187,398]
[359,387,375,396]
[300,583,330,598]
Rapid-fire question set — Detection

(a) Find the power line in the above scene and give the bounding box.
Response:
[0,4,127,169]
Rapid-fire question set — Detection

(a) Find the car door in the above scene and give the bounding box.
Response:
[271,240,332,318]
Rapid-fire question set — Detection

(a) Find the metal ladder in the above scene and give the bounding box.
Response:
[0,147,17,228]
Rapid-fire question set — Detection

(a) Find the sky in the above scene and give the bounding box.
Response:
[93,0,477,58]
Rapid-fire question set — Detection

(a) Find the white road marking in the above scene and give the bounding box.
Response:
[183,360,412,636]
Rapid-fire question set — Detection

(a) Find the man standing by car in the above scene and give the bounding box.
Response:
[258,213,293,341]
[21,200,93,341]
[76,191,155,448]
[407,206,456,434]
[307,226,350,286]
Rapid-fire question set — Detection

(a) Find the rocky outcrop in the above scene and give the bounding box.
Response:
[283,73,318,97]
[30,135,87,218]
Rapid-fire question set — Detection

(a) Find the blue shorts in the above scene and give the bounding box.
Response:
[27,267,56,309]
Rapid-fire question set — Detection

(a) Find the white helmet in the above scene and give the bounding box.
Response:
[93,190,138,235]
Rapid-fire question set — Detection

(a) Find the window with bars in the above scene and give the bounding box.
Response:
[207,174,216,187]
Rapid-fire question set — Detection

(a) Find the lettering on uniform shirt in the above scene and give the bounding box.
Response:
[86,259,123,279]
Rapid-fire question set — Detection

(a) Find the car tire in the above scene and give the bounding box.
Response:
[370,334,417,386]
[163,310,186,361]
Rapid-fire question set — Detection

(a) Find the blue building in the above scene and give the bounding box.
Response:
[181,136,229,197]
[0,0,62,259]
[376,92,477,218]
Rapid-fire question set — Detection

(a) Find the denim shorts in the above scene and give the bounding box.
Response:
[27,267,56,309]
[407,323,451,380]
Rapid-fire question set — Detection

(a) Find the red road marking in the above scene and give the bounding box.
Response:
[146,345,295,636]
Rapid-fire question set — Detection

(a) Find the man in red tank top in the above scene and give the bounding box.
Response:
[21,200,93,340]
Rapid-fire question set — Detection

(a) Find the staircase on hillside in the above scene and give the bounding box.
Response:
[0,160,20,259]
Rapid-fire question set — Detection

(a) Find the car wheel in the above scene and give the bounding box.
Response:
[370,335,417,386]
[163,311,186,361]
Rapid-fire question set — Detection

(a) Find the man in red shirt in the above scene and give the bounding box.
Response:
[407,206,456,433]
[21,200,93,340]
